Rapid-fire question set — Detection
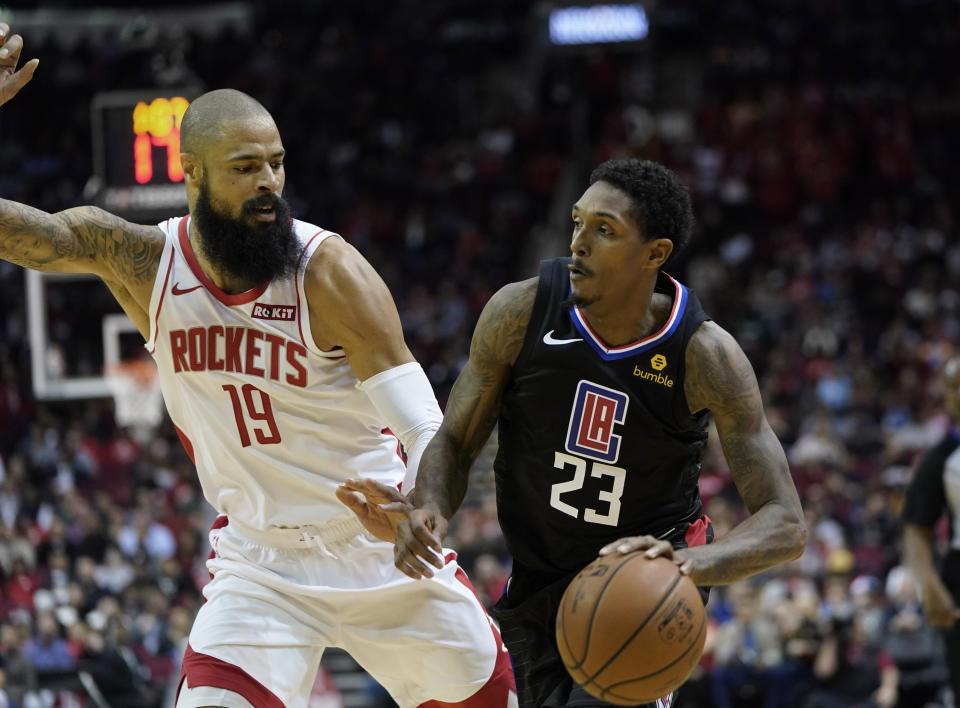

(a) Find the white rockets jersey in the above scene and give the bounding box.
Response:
[146,216,405,531]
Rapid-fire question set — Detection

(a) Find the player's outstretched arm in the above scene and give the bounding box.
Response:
[0,24,39,107]
[0,201,165,333]
[0,203,162,280]
[674,321,806,585]
[0,26,163,335]
[393,277,537,579]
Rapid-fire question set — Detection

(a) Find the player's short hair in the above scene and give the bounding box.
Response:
[181,89,272,156]
[589,159,694,264]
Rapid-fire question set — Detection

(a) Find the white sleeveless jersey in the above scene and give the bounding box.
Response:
[146,216,404,530]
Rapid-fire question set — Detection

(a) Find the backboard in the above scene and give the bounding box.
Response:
[26,271,144,400]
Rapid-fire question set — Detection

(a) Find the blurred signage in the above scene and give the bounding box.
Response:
[549,4,649,45]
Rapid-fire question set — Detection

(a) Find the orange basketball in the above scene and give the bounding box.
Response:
[556,553,707,705]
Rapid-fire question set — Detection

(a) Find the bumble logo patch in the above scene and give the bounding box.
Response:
[633,354,673,387]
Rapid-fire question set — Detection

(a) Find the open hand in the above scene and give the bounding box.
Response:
[0,24,39,107]
[336,477,412,543]
[599,534,694,575]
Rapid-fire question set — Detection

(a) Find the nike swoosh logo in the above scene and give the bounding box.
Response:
[171,282,203,296]
[543,330,583,346]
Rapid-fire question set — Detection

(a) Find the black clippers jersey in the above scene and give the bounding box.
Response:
[494,258,711,580]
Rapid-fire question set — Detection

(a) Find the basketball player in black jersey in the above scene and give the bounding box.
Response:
[343,161,807,706]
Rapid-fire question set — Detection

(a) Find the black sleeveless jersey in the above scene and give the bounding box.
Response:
[494,258,711,586]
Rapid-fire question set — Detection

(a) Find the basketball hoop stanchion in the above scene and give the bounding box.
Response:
[104,358,164,443]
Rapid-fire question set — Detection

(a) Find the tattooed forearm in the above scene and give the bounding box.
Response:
[412,278,537,517]
[0,200,162,283]
[412,358,503,518]
[680,323,807,586]
[720,427,786,511]
[442,364,505,468]
[681,500,806,585]
[413,429,472,519]
[0,200,80,270]
[681,423,806,586]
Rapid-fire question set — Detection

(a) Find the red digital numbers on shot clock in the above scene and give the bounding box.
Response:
[91,89,197,215]
[131,96,190,184]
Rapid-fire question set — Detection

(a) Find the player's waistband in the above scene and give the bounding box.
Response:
[222,515,367,549]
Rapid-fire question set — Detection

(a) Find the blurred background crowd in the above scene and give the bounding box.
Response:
[1,0,959,706]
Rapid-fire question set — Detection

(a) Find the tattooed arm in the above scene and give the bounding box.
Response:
[0,28,163,336]
[667,321,806,585]
[389,277,537,578]
[0,201,165,336]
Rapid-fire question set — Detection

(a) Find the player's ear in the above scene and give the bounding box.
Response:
[180,153,202,184]
[645,238,674,269]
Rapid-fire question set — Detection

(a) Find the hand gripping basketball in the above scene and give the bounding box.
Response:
[599,534,694,576]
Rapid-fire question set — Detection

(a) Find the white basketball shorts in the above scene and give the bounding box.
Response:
[175,516,512,708]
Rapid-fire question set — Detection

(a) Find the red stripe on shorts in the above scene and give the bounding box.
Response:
[178,643,285,708]
[418,563,516,707]
[685,514,711,547]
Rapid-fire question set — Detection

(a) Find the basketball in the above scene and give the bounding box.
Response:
[556,553,707,705]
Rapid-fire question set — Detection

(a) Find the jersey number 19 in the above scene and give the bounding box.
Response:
[222,384,281,447]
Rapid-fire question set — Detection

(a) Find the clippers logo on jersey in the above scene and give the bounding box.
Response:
[251,303,297,321]
[565,381,629,463]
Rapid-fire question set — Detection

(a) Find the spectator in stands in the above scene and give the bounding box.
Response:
[23,610,73,673]
[710,581,788,708]
[78,625,153,706]
[0,622,35,706]
[804,605,898,708]
[882,566,950,708]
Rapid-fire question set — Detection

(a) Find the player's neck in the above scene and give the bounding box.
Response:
[187,223,261,295]
[578,287,666,348]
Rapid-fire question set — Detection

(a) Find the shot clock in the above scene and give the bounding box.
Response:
[89,89,200,219]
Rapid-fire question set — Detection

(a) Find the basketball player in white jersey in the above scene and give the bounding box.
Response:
[0,27,514,708]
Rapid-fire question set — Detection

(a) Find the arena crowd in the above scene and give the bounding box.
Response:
[1,1,958,706]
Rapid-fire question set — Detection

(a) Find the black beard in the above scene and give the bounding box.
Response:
[561,293,595,309]
[192,183,299,284]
